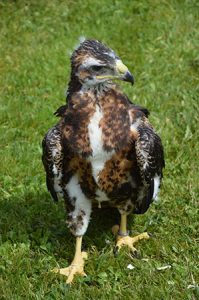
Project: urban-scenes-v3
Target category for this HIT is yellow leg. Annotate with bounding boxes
[112,214,150,253]
[53,236,87,284]
[120,214,128,235]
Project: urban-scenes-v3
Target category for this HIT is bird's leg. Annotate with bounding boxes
[112,214,150,254]
[53,236,87,284]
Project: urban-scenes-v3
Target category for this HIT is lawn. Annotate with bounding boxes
[0,0,198,299]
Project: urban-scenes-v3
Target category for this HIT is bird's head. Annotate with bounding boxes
[71,39,134,88]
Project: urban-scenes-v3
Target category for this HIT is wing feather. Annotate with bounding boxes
[42,125,64,201]
[135,124,165,183]
[130,112,165,214]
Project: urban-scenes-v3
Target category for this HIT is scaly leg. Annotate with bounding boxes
[112,214,150,253]
[53,236,87,284]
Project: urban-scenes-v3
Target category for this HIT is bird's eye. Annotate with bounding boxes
[91,65,103,71]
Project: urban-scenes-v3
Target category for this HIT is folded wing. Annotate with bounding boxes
[42,125,64,202]
[130,109,165,213]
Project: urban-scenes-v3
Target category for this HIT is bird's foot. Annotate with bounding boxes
[112,225,150,254]
[52,251,87,284]
[116,233,150,253]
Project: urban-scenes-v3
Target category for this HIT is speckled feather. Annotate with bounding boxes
[42,39,165,236]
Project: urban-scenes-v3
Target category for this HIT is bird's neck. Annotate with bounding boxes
[67,75,115,104]
[80,81,114,96]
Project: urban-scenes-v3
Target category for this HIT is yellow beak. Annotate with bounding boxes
[115,60,129,74]
[96,60,134,84]
[115,60,134,84]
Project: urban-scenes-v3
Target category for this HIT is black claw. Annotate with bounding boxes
[113,246,119,257]
[131,249,141,259]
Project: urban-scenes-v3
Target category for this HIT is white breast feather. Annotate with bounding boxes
[88,106,114,201]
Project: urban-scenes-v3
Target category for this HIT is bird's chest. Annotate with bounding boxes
[87,106,114,189]
[67,105,134,204]
[86,106,134,205]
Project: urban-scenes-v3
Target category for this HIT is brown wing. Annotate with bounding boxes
[130,109,165,214]
[135,122,165,184]
[42,124,64,201]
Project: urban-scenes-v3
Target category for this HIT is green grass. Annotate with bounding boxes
[0,0,199,299]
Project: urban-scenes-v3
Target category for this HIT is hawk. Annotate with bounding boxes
[42,39,165,283]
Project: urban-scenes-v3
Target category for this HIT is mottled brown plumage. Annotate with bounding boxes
[42,39,164,283]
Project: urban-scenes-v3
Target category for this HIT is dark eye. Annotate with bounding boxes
[91,65,103,71]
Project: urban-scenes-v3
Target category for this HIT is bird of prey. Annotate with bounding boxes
[42,39,165,283]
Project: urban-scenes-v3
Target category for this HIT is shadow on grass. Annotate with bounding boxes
[0,190,133,254]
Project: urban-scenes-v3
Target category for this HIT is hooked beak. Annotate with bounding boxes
[95,60,134,84]
[115,60,134,85]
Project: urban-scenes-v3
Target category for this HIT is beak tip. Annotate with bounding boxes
[123,71,134,84]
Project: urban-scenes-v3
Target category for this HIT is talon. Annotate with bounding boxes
[51,267,61,274]
[113,216,150,256]
[114,230,150,254]
[52,252,87,284]
[113,246,119,257]
[131,248,138,255]
[131,249,141,259]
